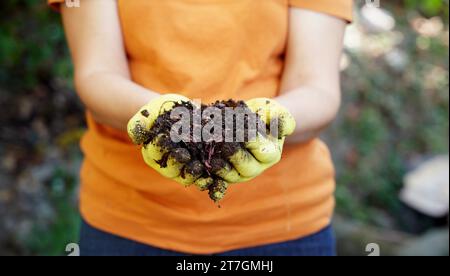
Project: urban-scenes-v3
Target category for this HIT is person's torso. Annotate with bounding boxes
[119,0,288,100]
[79,0,336,253]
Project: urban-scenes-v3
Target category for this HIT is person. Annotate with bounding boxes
[48,0,352,256]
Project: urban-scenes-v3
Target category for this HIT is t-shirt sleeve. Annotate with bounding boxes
[48,0,65,11]
[289,0,353,22]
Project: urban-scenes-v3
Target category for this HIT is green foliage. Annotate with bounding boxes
[332,3,449,230]
[26,166,81,256]
[0,0,73,92]
[404,0,449,18]
[0,1,80,256]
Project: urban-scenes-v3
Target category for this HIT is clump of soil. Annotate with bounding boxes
[140,100,267,203]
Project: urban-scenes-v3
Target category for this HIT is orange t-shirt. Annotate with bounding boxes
[49,0,352,254]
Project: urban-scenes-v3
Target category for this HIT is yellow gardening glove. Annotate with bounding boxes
[128,94,212,187]
[212,98,296,183]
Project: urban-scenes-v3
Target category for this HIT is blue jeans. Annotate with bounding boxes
[79,220,336,256]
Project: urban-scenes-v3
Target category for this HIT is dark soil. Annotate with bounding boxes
[140,100,267,202]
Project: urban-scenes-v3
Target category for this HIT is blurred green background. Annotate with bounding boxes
[0,0,448,256]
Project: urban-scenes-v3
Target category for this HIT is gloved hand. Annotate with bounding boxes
[128,94,208,186]
[212,98,296,183]
[128,95,296,201]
